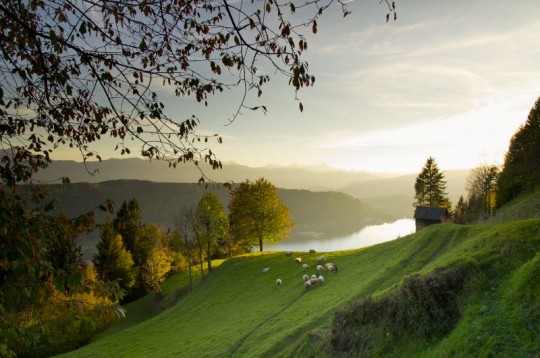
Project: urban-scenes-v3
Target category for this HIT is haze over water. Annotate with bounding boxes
[270,218,415,252]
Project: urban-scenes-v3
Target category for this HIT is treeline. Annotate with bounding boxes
[413,96,540,224]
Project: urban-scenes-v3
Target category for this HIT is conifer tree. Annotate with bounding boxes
[497,96,540,205]
[93,219,135,291]
[414,157,449,208]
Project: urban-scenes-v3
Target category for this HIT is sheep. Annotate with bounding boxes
[316,256,326,263]
[303,274,309,282]
[302,263,310,270]
[327,264,339,273]
[304,280,312,289]
[276,278,282,287]
[285,251,293,256]
[317,275,325,284]
[316,265,324,272]
[310,277,318,285]
[311,274,317,280]
[325,262,334,269]
[262,267,270,273]
[309,249,317,253]
[295,257,302,263]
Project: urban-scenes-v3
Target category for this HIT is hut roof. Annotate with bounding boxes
[414,206,448,220]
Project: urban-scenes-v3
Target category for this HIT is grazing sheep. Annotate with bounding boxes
[303,274,309,282]
[276,279,282,287]
[295,257,302,263]
[316,265,324,272]
[317,275,325,284]
[311,274,317,280]
[316,256,326,263]
[304,281,312,289]
[302,263,310,270]
[327,264,338,273]
[262,267,270,273]
[310,277,318,285]
[325,262,334,269]
[309,249,317,253]
[285,251,293,256]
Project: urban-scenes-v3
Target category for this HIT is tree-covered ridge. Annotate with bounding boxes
[497,96,540,206]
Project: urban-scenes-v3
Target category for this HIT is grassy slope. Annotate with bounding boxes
[61,219,540,357]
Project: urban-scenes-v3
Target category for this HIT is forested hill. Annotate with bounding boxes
[43,179,390,237]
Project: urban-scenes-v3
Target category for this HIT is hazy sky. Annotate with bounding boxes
[56,0,540,174]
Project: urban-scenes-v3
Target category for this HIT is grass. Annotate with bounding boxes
[60,216,540,357]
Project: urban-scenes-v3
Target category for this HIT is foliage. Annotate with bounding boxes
[466,163,498,216]
[113,199,141,255]
[497,96,540,206]
[453,195,467,224]
[141,247,173,294]
[414,157,449,208]
[0,188,120,356]
[195,192,229,271]
[0,0,398,186]
[93,219,136,291]
[228,178,293,252]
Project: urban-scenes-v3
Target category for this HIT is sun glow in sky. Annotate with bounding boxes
[57,0,540,174]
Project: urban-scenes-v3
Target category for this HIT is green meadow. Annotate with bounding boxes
[61,197,540,357]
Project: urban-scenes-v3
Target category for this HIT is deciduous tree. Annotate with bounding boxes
[229,178,293,252]
[466,163,498,216]
[195,192,229,271]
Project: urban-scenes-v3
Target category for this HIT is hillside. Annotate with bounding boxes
[61,218,540,357]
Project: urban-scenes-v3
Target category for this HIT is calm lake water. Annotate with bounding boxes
[269,218,415,252]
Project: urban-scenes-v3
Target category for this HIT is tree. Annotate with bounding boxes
[141,247,173,294]
[453,195,467,224]
[135,223,173,293]
[113,199,141,255]
[0,0,397,187]
[195,192,229,271]
[229,178,293,252]
[93,219,135,291]
[466,163,498,216]
[497,96,540,206]
[414,157,449,208]
[175,207,196,289]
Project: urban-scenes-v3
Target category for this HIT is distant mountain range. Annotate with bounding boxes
[33,157,469,202]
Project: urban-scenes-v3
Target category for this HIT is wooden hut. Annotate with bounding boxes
[413,206,448,231]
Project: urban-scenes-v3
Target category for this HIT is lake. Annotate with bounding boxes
[269,218,415,252]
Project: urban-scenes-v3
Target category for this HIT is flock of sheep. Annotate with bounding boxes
[262,252,339,290]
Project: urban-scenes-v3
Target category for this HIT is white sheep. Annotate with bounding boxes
[295,257,302,263]
[310,277,318,285]
[316,265,324,272]
[276,278,282,287]
[316,256,326,263]
[304,280,312,289]
[302,263,310,270]
[310,274,317,280]
[303,274,309,282]
[325,262,334,269]
[262,267,270,273]
[327,264,338,273]
[286,251,293,256]
[317,275,325,284]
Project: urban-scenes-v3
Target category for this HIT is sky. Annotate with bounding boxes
[55,0,540,174]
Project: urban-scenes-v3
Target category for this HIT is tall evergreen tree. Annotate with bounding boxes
[414,157,449,208]
[229,178,293,252]
[113,199,141,255]
[93,219,135,291]
[497,96,540,206]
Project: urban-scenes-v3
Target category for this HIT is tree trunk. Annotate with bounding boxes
[206,242,213,271]
[259,237,263,252]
